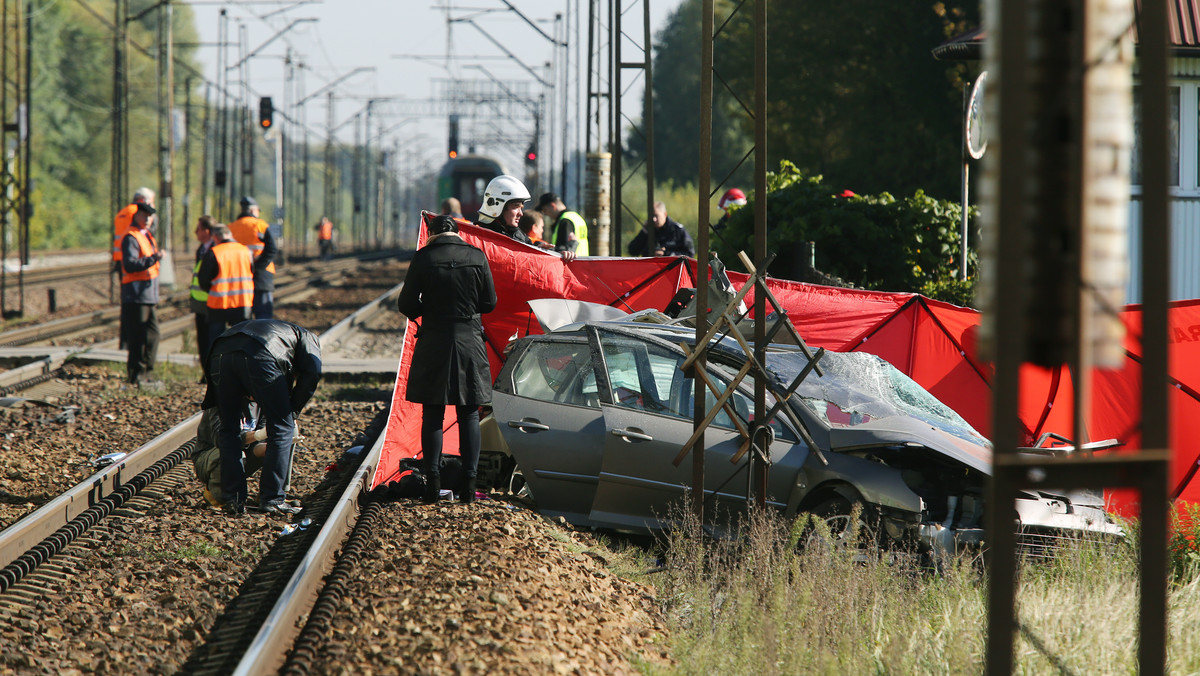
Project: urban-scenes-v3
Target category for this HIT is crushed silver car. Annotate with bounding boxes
[486,309,1123,557]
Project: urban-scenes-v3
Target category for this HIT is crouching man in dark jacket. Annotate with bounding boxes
[204,319,322,516]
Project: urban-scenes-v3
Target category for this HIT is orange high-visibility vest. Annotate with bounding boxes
[121,228,160,285]
[229,215,276,274]
[317,220,333,241]
[112,204,137,262]
[206,241,254,310]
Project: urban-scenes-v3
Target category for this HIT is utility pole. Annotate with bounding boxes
[156,0,177,289]
[215,9,229,216]
[109,0,125,304]
[183,76,193,242]
[364,100,374,247]
[0,0,31,318]
[201,81,211,215]
[239,23,253,198]
[324,90,335,245]
[560,10,569,199]
[111,0,126,229]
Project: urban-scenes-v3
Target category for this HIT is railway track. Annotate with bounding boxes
[7,252,350,288]
[0,253,394,348]
[0,252,674,674]
[0,264,404,672]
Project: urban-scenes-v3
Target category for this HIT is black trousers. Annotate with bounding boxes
[421,404,481,481]
[210,349,295,507]
[193,311,210,363]
[122,302,159,383]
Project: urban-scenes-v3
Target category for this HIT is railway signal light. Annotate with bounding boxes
[525,145,537,165]
[448,114,459,158]
[259,96,274,129]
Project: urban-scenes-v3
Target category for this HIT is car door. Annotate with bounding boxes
[587,330,756,532]
[492,335,605,524]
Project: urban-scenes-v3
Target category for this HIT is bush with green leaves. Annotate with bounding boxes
[714,161,978,305]
[1170,501,1200,579]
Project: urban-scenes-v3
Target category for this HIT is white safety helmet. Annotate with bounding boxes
[479,175,531,222]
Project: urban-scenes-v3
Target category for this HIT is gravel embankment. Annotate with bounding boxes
[1,254,675,674]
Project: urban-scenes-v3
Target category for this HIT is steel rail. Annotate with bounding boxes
[0,255,371,347]
[0,350,74,390]
[317,280,404,349]
[0,260,403,668]
[232,426,384,675]
[0,412,201,572]
[67,265,356,353]
[10,248,398,289]
[17,260,196,287]
[19,261,112,286]
[0,263,402,571]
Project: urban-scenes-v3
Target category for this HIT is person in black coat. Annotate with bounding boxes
[396,215,498,504]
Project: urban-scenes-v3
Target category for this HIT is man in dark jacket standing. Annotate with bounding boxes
[204,319,322,516]
[396,215,498,504]
[628,201,696,257]
[121,202,163,386]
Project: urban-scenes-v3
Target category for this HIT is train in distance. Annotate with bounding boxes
[437,155,523,220]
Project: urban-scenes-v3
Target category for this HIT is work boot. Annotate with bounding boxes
[460,477,477,504]
[422,475,441,504]
[224,500,246,518]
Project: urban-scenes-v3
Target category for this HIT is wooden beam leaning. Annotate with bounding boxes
[672,356,754,467]
[675,248,832,470]
[735,250,824,376]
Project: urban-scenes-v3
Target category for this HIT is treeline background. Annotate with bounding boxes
[15,0,979,272]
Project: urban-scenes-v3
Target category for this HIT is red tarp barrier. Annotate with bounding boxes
[372,217,1200,515]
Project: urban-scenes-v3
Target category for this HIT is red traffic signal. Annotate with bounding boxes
[259,96,274,129]
[526,151,537,162]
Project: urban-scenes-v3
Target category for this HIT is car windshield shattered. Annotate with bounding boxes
[765,349,990,447]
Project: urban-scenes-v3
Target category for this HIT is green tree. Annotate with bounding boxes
[18,1,201,250]
[632,0,978,201]
[624,0,753,190]
[715,161,977,302]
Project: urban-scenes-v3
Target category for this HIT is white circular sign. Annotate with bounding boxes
[966,71,988,160]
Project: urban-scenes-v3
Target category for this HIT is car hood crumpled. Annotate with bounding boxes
[827,415,993,475]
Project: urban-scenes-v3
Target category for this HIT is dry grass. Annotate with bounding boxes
[629,506,1200,675]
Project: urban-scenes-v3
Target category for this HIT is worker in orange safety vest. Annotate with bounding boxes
[228,196,278,319]
[197,222,254,348]
[113,187,155,348]
[120,201,162,387]
[314,216,334,261]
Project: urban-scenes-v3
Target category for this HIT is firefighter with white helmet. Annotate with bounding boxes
[475,175,533,244]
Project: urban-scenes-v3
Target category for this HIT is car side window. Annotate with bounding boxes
[598,332,674,414]
[509,341,599,408]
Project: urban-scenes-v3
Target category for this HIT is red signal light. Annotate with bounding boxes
[526,152,536,161]
[258,96,274,129]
